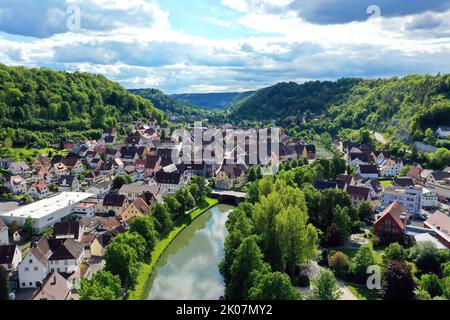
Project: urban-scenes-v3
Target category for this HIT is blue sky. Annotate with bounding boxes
[1,0,450,93]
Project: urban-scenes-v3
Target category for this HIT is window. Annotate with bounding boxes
[34,267,38,271]
[25,267,29,271]
[29,259,32,264]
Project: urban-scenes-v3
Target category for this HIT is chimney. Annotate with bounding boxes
[51,275,57,286]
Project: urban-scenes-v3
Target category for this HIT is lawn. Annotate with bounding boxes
[127,197,219,300]
[347,284,381,300]
[379,180,392,188]
[0,147,67,162]
[330,245,383,265]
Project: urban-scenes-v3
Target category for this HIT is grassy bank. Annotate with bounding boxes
[127,197,219,300]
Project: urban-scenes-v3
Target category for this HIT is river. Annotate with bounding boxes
[144,204,234,300]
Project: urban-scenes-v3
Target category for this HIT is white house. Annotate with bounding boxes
[380,159,403,177]
[358,165,379,180]
[72,202,97,218]
[0,244,22,271]
[18,239,50,288]
[0,192,93,233]
[422,188,438,208]
[5,175,27,194]
[28,182,50,200]
[8,161,31,176]
[58,175,80,192]
[0,219,8,245]
[436,126,450,138]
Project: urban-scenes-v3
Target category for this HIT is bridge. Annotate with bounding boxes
[211,189,247,205]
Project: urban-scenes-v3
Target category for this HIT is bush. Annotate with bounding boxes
[297,275,310,287]
[328,251,351,278]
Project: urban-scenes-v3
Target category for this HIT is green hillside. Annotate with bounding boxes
[171,91,254,110]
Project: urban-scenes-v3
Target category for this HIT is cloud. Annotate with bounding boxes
[0,0,169,38]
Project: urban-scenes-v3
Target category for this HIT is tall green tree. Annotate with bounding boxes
[129,216,158,252]
[350,246,377,283]
[113,232,147,261]
[79,271,122,300]
[382,261,416,300]
[248,272,300,300]
[310,269,342,300]
[105,242,140,286]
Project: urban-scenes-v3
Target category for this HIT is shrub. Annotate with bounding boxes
[297,275,310,287]
[328,251,351,278]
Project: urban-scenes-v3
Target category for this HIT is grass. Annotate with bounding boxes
[347,284,380,300]
[330,244,383,265]
[127,197,219,300]
[0,147,67,162]
[379,180,392,188]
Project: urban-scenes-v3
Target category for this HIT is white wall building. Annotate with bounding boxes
[0,219,9,245]
[0,192,92,233]
[422,188,438,208]
[381,185,423,216]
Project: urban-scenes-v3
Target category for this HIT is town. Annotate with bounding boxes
[0,117,449,300]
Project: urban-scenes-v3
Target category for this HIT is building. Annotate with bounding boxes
[117,184,158,202]
[32,272,72,300]
[120,198,149,223]
[214,164,247,190]
[422,188,438,209]
[346,186,371,207]
[152,170,189,194]
[18,238,51,288]
[424,212,450,248]
[72,202,97,218]
[381,185,423,216]
[374,201,408,242]
[8,161,31,176]
[86,181,112,197]
[436,126,450,138]
[379,159,403,177]
[28,182,50,200]
[102,193,129,216]
[0,219,8,245]
[367,179,383,199]
[0,192,92,233]
[314,181,338,191]
[5,175,27,194]
[358,164,379,180]
[0,244,22,271]
[53,221,83,242]
[58,175,80,192]
[425,171,450,199]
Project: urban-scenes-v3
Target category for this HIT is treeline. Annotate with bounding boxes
[0,64,164,147]
[78,177,211,300]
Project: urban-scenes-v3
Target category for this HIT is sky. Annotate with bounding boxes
[1,0,450,93]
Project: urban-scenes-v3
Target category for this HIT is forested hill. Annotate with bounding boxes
[171,91,254,110]
[229,79,363,120]
[129,88,197,115]
[229,75,450,142]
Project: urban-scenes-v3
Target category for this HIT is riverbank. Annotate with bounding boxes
[127,197,220,300]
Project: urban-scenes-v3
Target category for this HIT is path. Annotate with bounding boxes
[373,132,387,145]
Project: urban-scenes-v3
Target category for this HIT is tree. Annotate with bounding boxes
[382,261,416,300]
[328,251,351,278]
[332,205,352,244]
[227,237,270,300]
[419,273,443,298]
[175,188,196,214]
[248,167,258,182]
[350,246,376,283]
[248,272,300,300]
[129,216,158,252]
[112,176,127,190]
[441,276,450,300]
[105,242,140,286]
[310,269,342,300]
[382,243,406,268]
[22,216,34,237]
[325,223,342,247]
[0,266,9,300]
[409,241,441,274]
[358,202,374,223]
[79,271,122,300]
[113,232,147,261]
[165,195,182,218]
[153,203,173,233]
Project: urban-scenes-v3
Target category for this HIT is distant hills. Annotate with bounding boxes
[171,91,254,110]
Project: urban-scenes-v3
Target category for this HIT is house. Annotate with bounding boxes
[28,182,50,200]
[119,184,160,202]
[0,157,13,169]
[346,185,371,207]
[58,175,80,192]
[53,221,83,242]
[393,177,415,188]
[381,185,423,216]
[336,174,354,188]
[424,212,450,248]
[32,155,52,172]
[72,202,97,218]
[436,126,450,138]
[0,192,92,233]
[120,146,140,164]
[425,171,450,199]
[153,170,189,194]
[50,162,69,177]
[214,164,247,190]
[0,219,8,245]
[380,159,403,177]
[18,238,51,288]
[0,244,22,271]
[5,175,27,194]
[422,188,438,208]
[140,191,158,209]
[406,166,423,182]
[32,169,54,185]
[358,165,379,180]
[85,170,103,185]
[86,181,112,197]
[120,198,149,223]
[367,179,383,199]
[102,193,129,216]
[8,161,31,176]
[90,235,109,257]
[47,239,84,275]
[63,157,85,174]
[32,272,72,300]
[374,201,408,242]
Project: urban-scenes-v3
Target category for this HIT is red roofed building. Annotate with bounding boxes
[374,201,408,241]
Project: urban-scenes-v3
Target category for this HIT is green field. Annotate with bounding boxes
[0,147,67,162]
[379,180,392,188]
